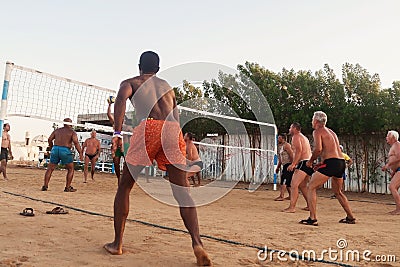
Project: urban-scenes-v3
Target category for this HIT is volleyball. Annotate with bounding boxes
[107,96,115,104]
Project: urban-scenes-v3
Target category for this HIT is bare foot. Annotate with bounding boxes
[282,208,296,213]
[284,196,290,200]
[104,243,122,255]
[193,246,212,266]
[274,197,284,201]
[301,207,309,211]
[388,210,400,215]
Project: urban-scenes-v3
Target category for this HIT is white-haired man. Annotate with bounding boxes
[301,111,355,226]
[382,130,400,215]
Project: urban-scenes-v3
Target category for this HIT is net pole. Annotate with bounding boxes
[273,128,278,191]
[0,62,13,139]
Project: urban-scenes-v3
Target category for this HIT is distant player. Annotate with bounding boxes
[382,130,400,215]
[0,123,13,180]
[82,130,101,182]
[184,132,203,186]
[302,111,355,226]
[104,51,211,265]
[42,118,83,192]
[283,123,313,213]
[274,134,294,201]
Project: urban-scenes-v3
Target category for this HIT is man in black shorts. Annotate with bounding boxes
[275,134,294,201]
[283,123,313,212]
[301,111,355,226]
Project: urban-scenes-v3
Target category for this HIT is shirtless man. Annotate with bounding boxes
[82,130,101,182]
[0,123,13,180]
[301,111,355,226]
[104,51,211,266]
[283,123,314,212]
[41,118,83,192]
[184,132,203,186]
[274,134,293,201]
[382,130,400,215]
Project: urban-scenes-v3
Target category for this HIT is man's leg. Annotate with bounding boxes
[90,158,97,180]
[166,164,211,266]
[43,163,57,188]
[196,171,201,186]
[83,156,89,183]
[299,176,310,210]
[307,172,330,220]
[388,172,400,214]
[1,159,7,179]
[275,179,286,201]
[283,170,306,212]
[104,164,144,255]
[65,163,75,189]
[113,156,121,182]
[331,177,355,219]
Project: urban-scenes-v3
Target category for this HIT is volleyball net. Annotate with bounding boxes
[1,62,278,187]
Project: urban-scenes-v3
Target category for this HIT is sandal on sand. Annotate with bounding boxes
[41,186,48,191]
[64,186,77,192]
[46,207,68,214]
[339,217,356,224]
[299,217,318,226]
[20,208,35,217]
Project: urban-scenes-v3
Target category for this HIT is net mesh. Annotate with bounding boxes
[7,64,128,126]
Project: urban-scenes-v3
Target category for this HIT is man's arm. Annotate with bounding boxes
[114,81,133,132]
[107,103,115,125]
[7,133,12,157]
[73,133,83,160]
[309,131,322,163]
[284,142,294,163]
[170,90,179,122]
[48,131,55,149]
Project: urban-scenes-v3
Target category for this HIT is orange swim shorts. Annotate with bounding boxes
[125,119,186,171]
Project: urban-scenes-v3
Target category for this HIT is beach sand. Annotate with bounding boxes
[0,167,398,266]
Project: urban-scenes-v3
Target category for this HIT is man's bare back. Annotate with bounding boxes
[313,127,343,161]
[186,142,200,162]
[121,75,177,122]
[51,127,77,148]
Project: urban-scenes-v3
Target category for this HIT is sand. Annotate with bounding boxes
[0,166,399,267]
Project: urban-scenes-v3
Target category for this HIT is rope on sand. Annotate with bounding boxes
[2,190,354,267]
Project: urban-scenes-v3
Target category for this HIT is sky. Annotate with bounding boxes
[1,0,399,141]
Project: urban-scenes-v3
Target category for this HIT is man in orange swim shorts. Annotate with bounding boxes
[104,51,211,266]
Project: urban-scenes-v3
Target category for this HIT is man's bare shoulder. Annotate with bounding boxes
[393,142,400,151]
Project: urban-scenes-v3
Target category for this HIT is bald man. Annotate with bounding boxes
[302,111,355,226]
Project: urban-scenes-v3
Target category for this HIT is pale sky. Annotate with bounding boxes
[1,0,399,141]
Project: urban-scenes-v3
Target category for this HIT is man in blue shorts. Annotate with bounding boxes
[41,118,83,192]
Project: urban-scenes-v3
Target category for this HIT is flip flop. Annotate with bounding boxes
[46,207,69,215]
[20,208,35,217]
[339,217,356,224]
[299,217,318,226]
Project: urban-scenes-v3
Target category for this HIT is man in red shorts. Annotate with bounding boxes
[104,51,211,266]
